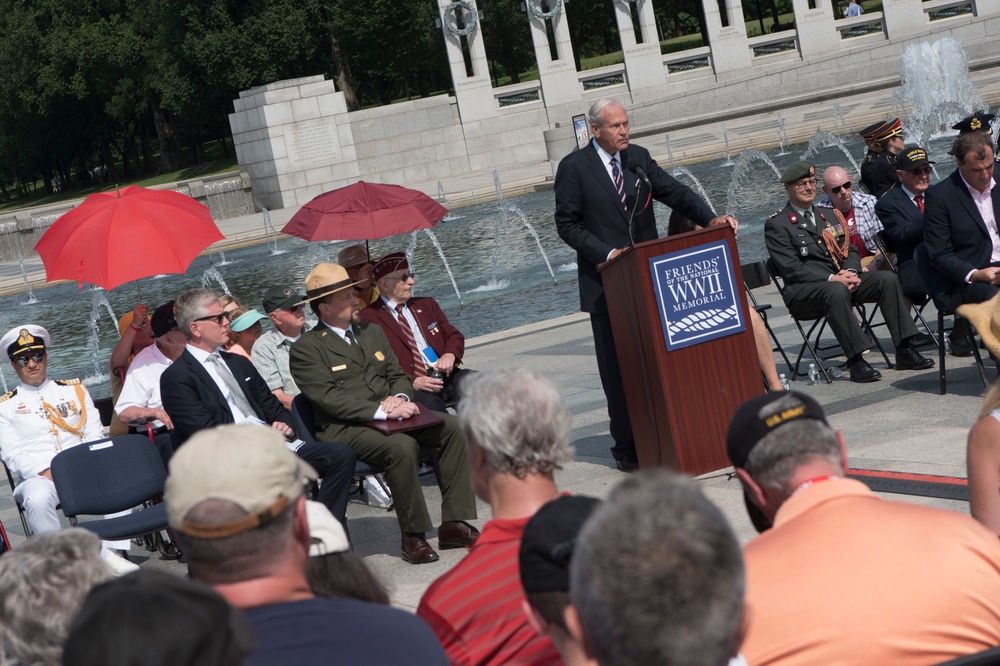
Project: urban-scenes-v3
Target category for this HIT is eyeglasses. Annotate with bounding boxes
[792,179,817,190]
[13,352,45,367]
[194,313,227,325]
[830,181,852,194]
[910,167,933,176]
[386,272,416,281]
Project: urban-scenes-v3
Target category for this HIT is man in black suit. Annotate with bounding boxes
[875,146,933,304]
[765,161,932,383]
[160,288,355,527]
[924,132,1000,353]
[554,98,738,471]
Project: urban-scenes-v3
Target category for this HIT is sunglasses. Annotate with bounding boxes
[385,272,416,281]
[194,313,227,325]
[830,181,852,194]
[14,351,45,367]
[910,167,933,176]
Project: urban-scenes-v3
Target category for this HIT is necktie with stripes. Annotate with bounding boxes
[611,158,627,211]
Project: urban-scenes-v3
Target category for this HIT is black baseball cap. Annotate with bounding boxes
[726,391,828,469]
[150,301,178,338]
[519,495,601,594]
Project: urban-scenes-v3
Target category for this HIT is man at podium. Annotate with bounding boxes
[555,99,739,471]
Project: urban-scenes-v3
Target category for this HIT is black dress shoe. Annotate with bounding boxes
[438,521,480,549]
[951,336,975,357]
[401,533,440,564]
[896,346,934,370]
[849,358,882,383]
[613,451,639,472]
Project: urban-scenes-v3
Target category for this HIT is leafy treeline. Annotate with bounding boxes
[0,0,723,203]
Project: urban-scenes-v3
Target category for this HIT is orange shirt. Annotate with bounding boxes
[743,477,1000,666]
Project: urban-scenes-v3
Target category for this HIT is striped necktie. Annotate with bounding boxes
[395,304,427,377]
[611,158,627,210]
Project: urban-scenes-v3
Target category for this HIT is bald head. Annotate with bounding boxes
[821,166,853,212]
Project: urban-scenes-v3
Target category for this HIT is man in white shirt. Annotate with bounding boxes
[115,301,187,465]
[251,285,306,411]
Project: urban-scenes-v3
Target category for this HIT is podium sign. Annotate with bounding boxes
[650,239,746,352]
[600,227,763,475]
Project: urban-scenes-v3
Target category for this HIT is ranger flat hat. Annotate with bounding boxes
[297,263,362,305]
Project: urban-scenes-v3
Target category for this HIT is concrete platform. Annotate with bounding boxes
[0,284,986,612]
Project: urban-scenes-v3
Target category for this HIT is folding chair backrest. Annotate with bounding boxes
[50,435,166,519]
[914,243,948,312]
[875,230,896,255]
[765,258,789,297]
[742,260,772,291]
[291,394,319,444]
[3,461,16,493]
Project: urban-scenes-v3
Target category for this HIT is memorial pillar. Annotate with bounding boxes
[525,0,582,108]
[611,0,667,91]
[789,0,838,58]
[437,0,497,122]
[880,0,928,38]
[700,0,753,73]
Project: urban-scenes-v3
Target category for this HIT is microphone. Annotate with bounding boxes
[624,156,652,248]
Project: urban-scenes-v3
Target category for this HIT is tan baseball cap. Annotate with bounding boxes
[165,425,317,539]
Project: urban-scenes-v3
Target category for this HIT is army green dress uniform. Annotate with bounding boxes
[765,199,919,362]
[290,320,476,535]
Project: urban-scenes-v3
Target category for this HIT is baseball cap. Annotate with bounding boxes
[519,495,601,594]
[725,392,828,469]
[165,425,317,538]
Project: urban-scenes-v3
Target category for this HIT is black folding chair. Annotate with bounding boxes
[49,435,169,553]
[872,231,935,340]
[766,258,894,382]
[914,243,989,394]
[742,260,794,376]
[291,394,396,509]
[4,460,32,538]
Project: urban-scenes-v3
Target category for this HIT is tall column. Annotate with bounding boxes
[880,0,928,39]
[437,0,497,122]
[526,1,582,108]
[789,0,838,58]
[700,0,752,73]
[612,0,668,91]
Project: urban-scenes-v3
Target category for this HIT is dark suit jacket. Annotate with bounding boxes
[554,140,715,313]
[876,185,926,298]
[289,322,413,443]
[160,348,292,448]
[360,297,464,379]
[924,169,1000,311]
[765,203,861,302]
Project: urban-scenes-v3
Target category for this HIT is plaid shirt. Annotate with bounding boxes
[250,327,299,395]
[818,191,882,254]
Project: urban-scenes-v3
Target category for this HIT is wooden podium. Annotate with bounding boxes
[599,226,763,475]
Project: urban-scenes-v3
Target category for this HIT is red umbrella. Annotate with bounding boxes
[35,185,224,291]
[282,181,449,242]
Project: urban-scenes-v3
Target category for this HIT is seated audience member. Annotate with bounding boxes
[63,569,253,666]
[226,306,268,358]
[115,300,186,466]
[109,303,154,436]
[960,293,1000,534]
[668,210,783,391]
[251,285,307,410]
[159,288,354,527]
[165,425,448,666]
[305,500,390,605]
[519,495,602,666]
[418,368,573,665]
[765,161,932,383]
[569,470,747,666]
[219,294,242,353]
[0,324,137,575]
[290,262,478,564]
[339,244,379,308]
[728,391,1000,666]
[819,165,891,270]
[0,529,112,665]
[362,252,472,412]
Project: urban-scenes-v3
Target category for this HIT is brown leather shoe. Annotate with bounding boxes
[401,533,439,564]
[438,521,480,549]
